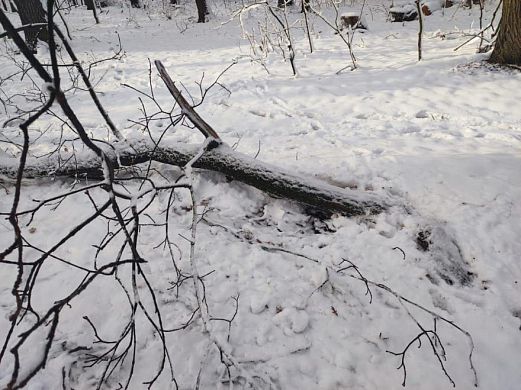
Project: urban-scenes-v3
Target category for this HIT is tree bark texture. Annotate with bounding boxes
[195,0,207,22]
[12,0,48,51]
[489,0,521,65]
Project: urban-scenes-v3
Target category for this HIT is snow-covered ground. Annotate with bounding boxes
[1,1,520,389]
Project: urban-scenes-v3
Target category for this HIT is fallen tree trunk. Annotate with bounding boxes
[0,139,392,216]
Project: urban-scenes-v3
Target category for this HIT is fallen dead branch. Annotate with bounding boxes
[0,138,391,216]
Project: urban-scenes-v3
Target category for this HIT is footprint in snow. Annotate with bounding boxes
[273,307,310,334]
[428,288,453,314]
[415,109,430,119]
[250,295,270,314]
[249,109,268,118]
[310,121,322,131]
[511,309,521,330]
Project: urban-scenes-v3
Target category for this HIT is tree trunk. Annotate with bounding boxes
[195,0,207,23]
[12,0,48,52]
[489,0,521,65]
[85,0,99,23]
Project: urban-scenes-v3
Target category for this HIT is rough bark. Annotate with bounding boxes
[0,141,391,217]
[195,0,207,23]
[489,0,521,65]
[12,0,48,52]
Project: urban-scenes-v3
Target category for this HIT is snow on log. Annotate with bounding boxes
[0,140,392,216]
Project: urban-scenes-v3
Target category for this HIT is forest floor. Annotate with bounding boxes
[1,1,520,389]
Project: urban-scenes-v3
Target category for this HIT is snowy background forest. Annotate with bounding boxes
[0,0,520,389]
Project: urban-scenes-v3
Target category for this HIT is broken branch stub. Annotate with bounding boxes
[155,60,221,140]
